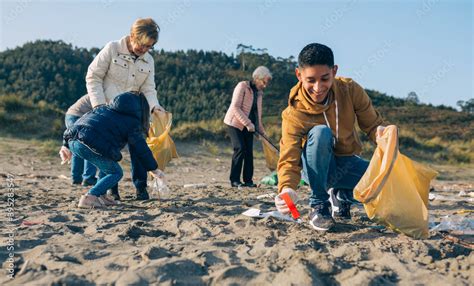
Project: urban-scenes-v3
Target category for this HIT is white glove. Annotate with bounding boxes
[376,125,386,139]
[59,146,72,165]
[150,168,165,179]
[246,123,255,133]
[274,187,299,215]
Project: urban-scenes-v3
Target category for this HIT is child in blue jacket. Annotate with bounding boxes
[59,92,162,208]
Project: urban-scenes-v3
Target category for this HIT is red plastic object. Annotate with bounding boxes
[280,193,300,219]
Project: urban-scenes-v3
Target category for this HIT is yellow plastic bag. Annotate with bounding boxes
[261,136,279,171]
[146,112,178,171]
[354,125,438,239]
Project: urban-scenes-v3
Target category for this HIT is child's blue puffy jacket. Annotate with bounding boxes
[63,92,158,171]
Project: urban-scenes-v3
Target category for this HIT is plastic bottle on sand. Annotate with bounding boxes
[151,177,171,199]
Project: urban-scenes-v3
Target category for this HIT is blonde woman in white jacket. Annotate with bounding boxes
[85,18,165,200]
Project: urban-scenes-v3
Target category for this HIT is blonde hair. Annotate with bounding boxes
[130,18,160,45]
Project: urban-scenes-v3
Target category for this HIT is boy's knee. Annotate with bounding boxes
[307,125,333,146]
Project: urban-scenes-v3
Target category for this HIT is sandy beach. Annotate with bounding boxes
[0,138,472,285]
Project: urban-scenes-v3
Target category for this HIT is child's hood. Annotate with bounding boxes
[109,92,142,120]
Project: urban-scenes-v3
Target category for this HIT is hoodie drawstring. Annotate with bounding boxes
[323,98,339,144]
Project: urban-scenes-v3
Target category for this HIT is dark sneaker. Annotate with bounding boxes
[333,201,351,221]
[71,180,82,186]
[107,185,120,201]
[309,204,335,231]
[335,188,360,205]
[82,178,97,187]
[135,188,150,200]
[242,182,257,188]
[328,188,352,220]
[231,181,243,188]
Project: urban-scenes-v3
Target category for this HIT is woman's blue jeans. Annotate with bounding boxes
[68,140,123,197]
[301,125,369,208]
[65,115,97,183]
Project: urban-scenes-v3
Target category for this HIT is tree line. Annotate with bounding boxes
[0,40,471,126]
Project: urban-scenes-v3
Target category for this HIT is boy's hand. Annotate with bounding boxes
[376,125,386,139]
[150,168,165,179]
[275,188,299,215]
[59,146,72,165]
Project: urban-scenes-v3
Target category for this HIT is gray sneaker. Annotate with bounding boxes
[309,204,335,231]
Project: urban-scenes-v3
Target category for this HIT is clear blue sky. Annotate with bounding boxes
[1,0,472,108]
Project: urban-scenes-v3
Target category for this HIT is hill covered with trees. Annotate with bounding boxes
[0,40,472,164]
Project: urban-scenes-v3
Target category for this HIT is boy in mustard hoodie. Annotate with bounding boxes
[275,43,386,231]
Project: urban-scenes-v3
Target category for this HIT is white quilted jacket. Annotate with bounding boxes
[86,36,160,112]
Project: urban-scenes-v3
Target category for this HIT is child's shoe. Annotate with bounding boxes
[99,194,118,206]
[78,194,105,208]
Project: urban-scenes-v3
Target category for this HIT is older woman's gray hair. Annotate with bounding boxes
[252,66,272,80]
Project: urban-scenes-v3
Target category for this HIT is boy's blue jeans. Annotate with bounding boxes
[68,140,123,197]
[65,115,97,183]
[301,125,369,208]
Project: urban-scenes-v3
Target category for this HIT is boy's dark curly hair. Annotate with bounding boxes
[298,43,334,68]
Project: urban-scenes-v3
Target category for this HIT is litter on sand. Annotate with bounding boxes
[242,208,302,223]
[21,220,44,226]
[429,193,474,202]
[183,183,207,189]
[256,193,276,200]
[458,190,474,198]
[259,171,307,187]
[58,174,69,180]
[430,215,474,235]
[150,177,171,199]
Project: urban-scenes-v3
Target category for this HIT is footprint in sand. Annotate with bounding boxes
[141,246,175,260]
[47,214,70,223]
[213,266,259,285]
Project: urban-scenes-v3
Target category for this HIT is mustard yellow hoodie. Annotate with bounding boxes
[277,77,385,192]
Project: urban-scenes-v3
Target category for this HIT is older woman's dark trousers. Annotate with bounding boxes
[227,126,254,184]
